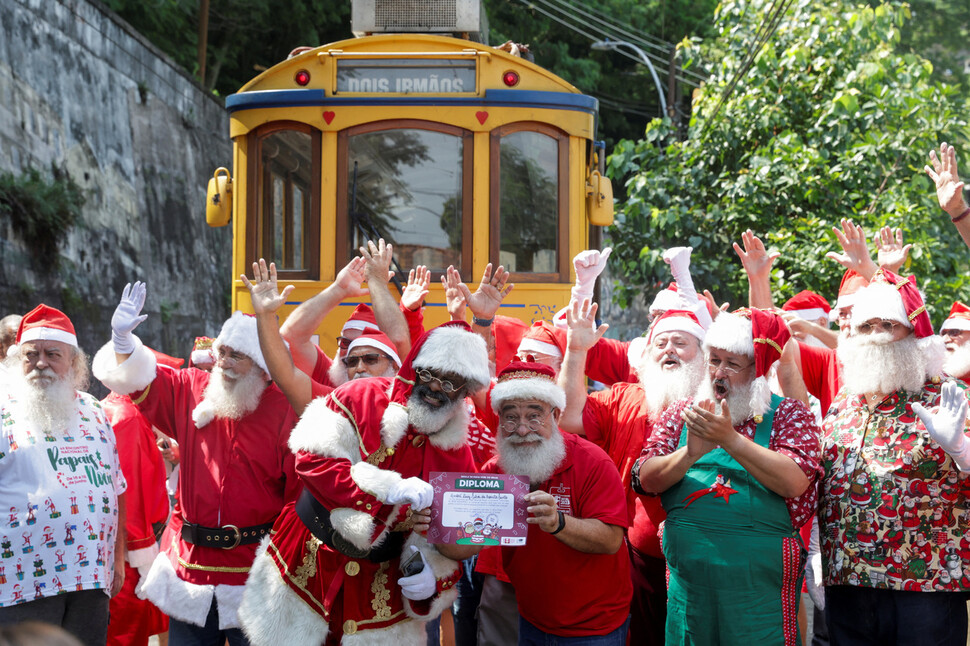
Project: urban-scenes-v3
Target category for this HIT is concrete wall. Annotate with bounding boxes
[0,0,233,374]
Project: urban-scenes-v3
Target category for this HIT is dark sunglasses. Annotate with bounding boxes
[336,336,353,350]
[342,353,390,369]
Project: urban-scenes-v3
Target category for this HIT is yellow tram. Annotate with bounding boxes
[206,21,613,356]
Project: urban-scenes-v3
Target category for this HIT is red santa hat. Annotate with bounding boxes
[213,311,272,376]
[490,361,567,413]
[647,309,706,344]
[189,336,215,368]
[347,329,402,367]
[341,304,379,335]
[17,304,78,348]
[834,270,869,311]
[850,269,933,338]
[649,282,684,315]
[517,321,566,359]
[782,290,831,321]
[493,315,529,373]
[942,301,970,333]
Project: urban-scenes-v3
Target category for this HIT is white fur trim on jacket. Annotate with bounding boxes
[288,397,359,461]
[240,537,330,646]
[413,326,490,391]
[342,617,425,646]
[703,312,754,357]
[400,533,460,621]
[490,378,566,413]
[92,337,156,395]
[191,399,216,429]
[381,402,410,449]
[427,401,471,451]
[330,507,379,552]
[351,462,404,501]
[127,543,159,570]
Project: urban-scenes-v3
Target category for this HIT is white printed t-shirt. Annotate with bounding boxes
[0,390,127,606]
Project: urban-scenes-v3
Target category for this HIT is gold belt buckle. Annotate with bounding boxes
[222,524,241,550]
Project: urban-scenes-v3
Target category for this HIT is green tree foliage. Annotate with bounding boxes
[0,166,84,268]
[606,0,970,320]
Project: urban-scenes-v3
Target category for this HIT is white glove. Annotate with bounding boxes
[913,381,970,471]
[398,547,436,600]
[662,246,693,278]
[385,477,434,509]
[112,282,148,355]
[571,248,612,301]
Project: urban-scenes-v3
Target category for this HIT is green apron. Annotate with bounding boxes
[660,395,804,645]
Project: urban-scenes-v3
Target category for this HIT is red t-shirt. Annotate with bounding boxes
[798,342,841,416]
[481,432,633,637]
[582,382,666,557]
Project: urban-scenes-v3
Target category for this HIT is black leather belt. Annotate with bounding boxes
[295,489,405,562]
[181,520,273,550]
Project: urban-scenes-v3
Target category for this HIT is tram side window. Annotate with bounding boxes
[496,130,561,276]
[256,128,316,276]
[341,125,469,276]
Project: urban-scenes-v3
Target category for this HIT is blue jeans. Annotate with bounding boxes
[168,598,250,646]
[518,614,630,646]
[824,585,969,646]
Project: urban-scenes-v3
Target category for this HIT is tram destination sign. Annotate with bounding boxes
[336,58,476,94]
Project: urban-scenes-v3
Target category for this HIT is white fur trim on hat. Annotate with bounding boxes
[490,377,567,413]
[215,312,271,376]
[191,349,215,366]
[93,337,157,395]
[849,283,911,330]
[650,316,705,343]
[649,289,685,314]
[348,336,401,366]
[19,327,77,347]
[288,397,359,461]
[341,319,380,334]
[702,312,753,357]
[942,318,970,333]
[413,326,490,390]
[239,537,330,646]
[787,308,829,322]
[517,338,562,358]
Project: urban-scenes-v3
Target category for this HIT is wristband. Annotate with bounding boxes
[952,207,970,224]
[472,316,494,327]
[550,510,566,535]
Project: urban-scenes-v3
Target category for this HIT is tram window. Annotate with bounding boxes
[249,126,320,280]
[338,124,472,277]
[492,128,566,280]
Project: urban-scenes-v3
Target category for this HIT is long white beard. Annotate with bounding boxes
[407,388,463,434]
[838,333,927,395]
[694,375,760,424]
[327,359,349,387]
[944,343,970,381]
[637,352,705,417]
[201,367,268,420]
[497,429,566,487]
[14,367,77,435]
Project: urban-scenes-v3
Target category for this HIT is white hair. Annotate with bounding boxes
[13,366,78,435]
[497,428,566,487]
[838,333,927,395]
[201,366,268,420]
[636,350,705,417]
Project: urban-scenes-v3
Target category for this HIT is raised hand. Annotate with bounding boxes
[825,218,878,279]
[441,265,467,321]
[732,230,779,281]
[459,263,513,320]
[572,247,612,299]
[925,142,968,218]
[359,239,394,285]
[913,381,970,462]
[564,298,608,352]
[401,265,431,311]
[333,256,369,299]
[241,259,294,315]
[874,226,911,274]
[111,282,148,354]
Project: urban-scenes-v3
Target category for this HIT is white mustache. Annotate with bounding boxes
[26,368,57,383]
[506,432,543,445]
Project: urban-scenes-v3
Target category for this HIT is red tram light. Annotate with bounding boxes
[502,71,520,87]
[295,70,311,86]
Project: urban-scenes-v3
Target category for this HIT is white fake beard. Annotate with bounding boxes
[407,386,463,434]
[637,352,705,417]
[838,333,926,395]
[327,359,349,387]
[15,367,77,435]
[201,366,268,421]
[944,342,970,380]
[694,375,759,424]
[497,429,566,487]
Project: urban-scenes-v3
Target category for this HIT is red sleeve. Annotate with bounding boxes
[401,303,426,346]
[573,440,629,529]
[132,365,206,444]
[310,345,333,387]
[585,337,635,385]
[581,388,619,445]
[798,343,839,414]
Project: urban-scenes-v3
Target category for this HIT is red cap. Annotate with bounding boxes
[782,290,831,317]
[517,321,566,359]
[647,309,705,344]
[942,301,970,333]
[347,328,402,366]
[493,315,529,373]
[835,270,869,310]
[342,304,379,334]
[17,304,77,348]
[491,360,566,412]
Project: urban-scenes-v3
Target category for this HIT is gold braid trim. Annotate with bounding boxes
[130,384,151,406]
[753,337,783,354]
[172,535,252,573]
[909,304,926,321]
[370,561,392,619]
[329,393,368,457]
[291,536,322,588]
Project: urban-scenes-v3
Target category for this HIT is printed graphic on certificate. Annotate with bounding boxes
[426,472,530,546]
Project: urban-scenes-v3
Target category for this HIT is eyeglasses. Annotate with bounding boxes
[856,320,902,335]
[415,368,465,393]
[943,329,969,339]
[499,409,553,434]
[342,353,391,369]
[336,336,353,351]
[707,358,752,376]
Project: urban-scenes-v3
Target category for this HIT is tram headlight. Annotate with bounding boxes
[502,71,520,87]
[295,70,311,86]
